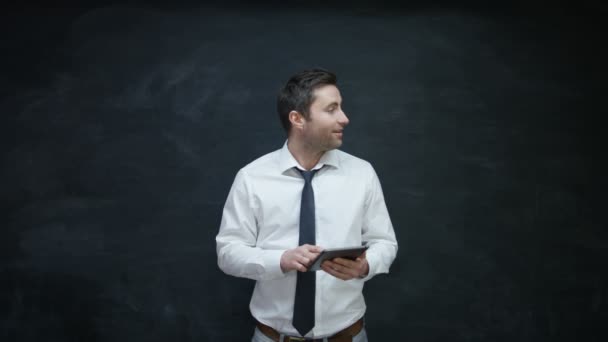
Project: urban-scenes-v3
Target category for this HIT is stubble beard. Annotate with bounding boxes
[323,133,342,151]
[303,129,343,153]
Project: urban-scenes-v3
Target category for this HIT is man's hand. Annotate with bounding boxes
[321,252,369,280]
[281,244,323,273]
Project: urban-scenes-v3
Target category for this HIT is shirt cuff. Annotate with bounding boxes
[361,250,380,281]
[260,249,287,280]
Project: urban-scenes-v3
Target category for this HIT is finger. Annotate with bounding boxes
[332,257,356,268]
[332,256,366,276]
[321,263,342,277]
[295,261,307,272]
[303,250,322,261]
[322,260,335,269]
[297,255,312,266]
[328,259,360,278]
[323,260,349,275]
[321,263,351,280]
[303,245,323,253]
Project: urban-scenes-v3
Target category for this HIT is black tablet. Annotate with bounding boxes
[308,245,369,272]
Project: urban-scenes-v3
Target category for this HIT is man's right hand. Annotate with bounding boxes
[280,244,323,273]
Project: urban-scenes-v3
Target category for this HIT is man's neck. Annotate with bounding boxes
[287,138,325,171]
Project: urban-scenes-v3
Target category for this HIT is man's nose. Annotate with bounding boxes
[339,110,350,126]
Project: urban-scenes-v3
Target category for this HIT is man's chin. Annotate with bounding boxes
[319,138,343,152]
[329,140,343,150]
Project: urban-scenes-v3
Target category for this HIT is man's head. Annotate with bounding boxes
[277,69,349,151]
[277,68,338,133]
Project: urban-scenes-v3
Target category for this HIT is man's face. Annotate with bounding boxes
[301,84,350,152]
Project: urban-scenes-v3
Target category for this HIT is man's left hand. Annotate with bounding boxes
[321,252,369,280]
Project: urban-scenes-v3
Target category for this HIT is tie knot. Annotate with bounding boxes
[296,168,318,183]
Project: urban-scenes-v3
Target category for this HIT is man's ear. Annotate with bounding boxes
[288,110,305,130]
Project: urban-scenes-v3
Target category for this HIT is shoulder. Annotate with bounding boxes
[333,149,374,174]
[238,148,282,176]
[228,149,281,192]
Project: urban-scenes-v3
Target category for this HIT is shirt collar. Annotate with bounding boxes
[278,140,341,173]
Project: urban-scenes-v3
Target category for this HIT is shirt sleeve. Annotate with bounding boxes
[360,164,398,281]
[216,169,287,281]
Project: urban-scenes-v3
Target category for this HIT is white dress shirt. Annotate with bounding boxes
[216,142,398,338]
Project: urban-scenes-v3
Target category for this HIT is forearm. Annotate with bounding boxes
[216,238,286,281]
[361,165,399,280]
[216,169,288,281]
[362,238,398,280]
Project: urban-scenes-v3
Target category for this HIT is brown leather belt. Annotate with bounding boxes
[256,318,364,342]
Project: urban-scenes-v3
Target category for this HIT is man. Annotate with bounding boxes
[216,69,398,342]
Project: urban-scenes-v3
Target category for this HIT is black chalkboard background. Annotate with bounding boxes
[1,1,607,341]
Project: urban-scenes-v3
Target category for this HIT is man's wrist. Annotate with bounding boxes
[359,260,370,278]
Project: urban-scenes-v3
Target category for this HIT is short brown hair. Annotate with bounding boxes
[277,68,337,133]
